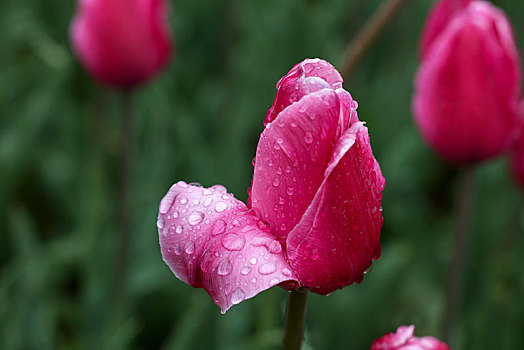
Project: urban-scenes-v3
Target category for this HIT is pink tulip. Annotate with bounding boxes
[157,59,385,313]
[419,0,472,59]
[371,325,449,350]
[413,1,522,164]
[70,0,173,89]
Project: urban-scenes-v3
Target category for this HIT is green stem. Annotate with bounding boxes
[282,289,308,350]
[441,166,476,342]
[339,0,410,80]
[114,91,133,300]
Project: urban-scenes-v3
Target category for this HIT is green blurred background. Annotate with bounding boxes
[1,0,523,349]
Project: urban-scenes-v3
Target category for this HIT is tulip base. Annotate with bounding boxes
[282,288,308,350]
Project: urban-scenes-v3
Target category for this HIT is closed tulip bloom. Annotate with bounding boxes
[157,59,385,312]
[371,326,450,350]
[70,0,173,89]
[413,1,522,164]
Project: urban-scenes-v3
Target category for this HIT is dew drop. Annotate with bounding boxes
[188,211,204,226]
[286,187,294,196]
[217,259,232,276]
[193,199,200,205]
[203,198,213,207]
[156,217,164,229]
[282,268,292,277]
[304,132,313,144]
[215,202,228,213]
[268,241,282,254]
[249,257,258,265]
[212,220,227,236]
[240,266,252,275]
[203,188,213,196]
[173,211,179,219]
[185,241,195,254]
[272,178,280,187]
[221,234,246,251]
[175,225,183,234]
[180,197,188,205]
[251,277,257,283]
[270,278,280,285]
[174,244,182,255]
[259,262,276,275]
[230,288,245,305]
[278,196,285,205]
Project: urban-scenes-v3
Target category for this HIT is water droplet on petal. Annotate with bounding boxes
[175,225,183,234]
[304,132,313,144]
[185,241,195,254]
[215,202,228,212]
[221,234,246,251]
[278,196,285,205]
[173,211,179,219]
[259,262,276,275]
[270,278,280,285]
[240,266,252,275]
[212,220,227,236]
[311,248,319,261]
[282,268,292,277]
[188,211,204,225]
[174,244,182,255]
[180,197,188,205]
[203,198,213,207]
[249,257,258,265]
[157,217,164,229]
[203,189,213,196]
[193,199,200,205]
[286,187,294,196]
[251,277,257,283]
[230,288,245,305]
[268,241,282,254]
[272,178,280,187]
[217,259,233,276]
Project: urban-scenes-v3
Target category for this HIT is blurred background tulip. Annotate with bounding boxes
[371,325,449,350]
[414,0,521,164]
[70,0,173,89]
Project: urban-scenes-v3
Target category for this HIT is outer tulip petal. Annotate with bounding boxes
[251,89,341,244]
[414,2,521,163]
[286,123,384,294]
[265,59,343,125]
[371,325,450,350]
[158,182,298,313]
[419,0,472,59]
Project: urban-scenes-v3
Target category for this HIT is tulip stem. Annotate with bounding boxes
[339,0,410,80]
[114,91,133,300]
[441,166,476,343]
[282,289,308,350]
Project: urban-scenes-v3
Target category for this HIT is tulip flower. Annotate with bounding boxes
[371,325,449,350]
[70,0,173,89]
[419,0,472,59]
[157,59,385,313]
[413,1,522,164]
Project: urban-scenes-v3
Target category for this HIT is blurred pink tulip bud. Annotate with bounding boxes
[157,59,385,313]
[419,0,472,59]
[371,325,450,350]
[413,1,522,164]
[70,0,173,89]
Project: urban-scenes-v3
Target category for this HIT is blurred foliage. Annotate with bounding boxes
[1,0,523,349]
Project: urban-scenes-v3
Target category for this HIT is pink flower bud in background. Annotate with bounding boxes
[413,1,522,164]
[70,0,173,89]
[419,0,472,59]
[371,325,450,350]
[157,59,385,313]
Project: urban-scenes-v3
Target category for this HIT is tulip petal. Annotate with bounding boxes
[265,59,343,125]
[419,0,472,59]
[286,123,385,294]
[251,89,341,244]
[158,182,298,313]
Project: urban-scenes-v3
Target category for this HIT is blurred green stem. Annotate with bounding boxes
[114,91,133,300]
[441,166,476,342]
[282,289,308,350]
[339,0,410,80]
